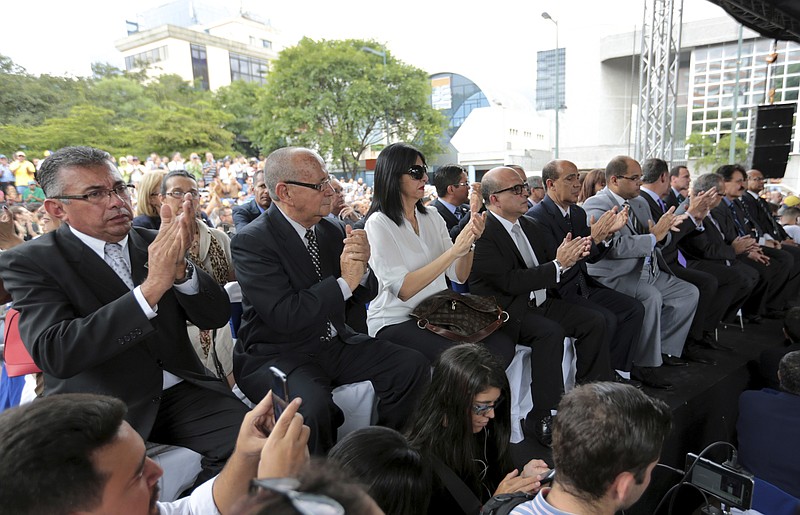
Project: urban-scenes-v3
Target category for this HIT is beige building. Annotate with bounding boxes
[116,7,281,91]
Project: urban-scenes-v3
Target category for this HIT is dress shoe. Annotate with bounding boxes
[745,314,763,325]
[631,366,674,390]
[614,371,643,389]
[524,414,554,447]
[681,345,717,366]
[661,354,689,367]
[700,332,733,351]
[688,334,731,352]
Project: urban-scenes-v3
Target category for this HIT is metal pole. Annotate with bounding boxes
[360,46,390,146]
[730,24,744,164]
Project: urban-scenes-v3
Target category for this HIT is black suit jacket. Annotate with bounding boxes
[0,225,231,435]
[526,195,607,296]
[232,199,263,233]
[741,192,788,240]
[231,204,378,394]
[665,188,682,211]
[432,199,469,239]
[711,201,749,243]
[469,212,559,342]
[679,215,738,264]
[639,188,698,265]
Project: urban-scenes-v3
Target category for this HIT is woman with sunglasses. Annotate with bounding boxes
[364,143,515,368]
[407,344,549,514]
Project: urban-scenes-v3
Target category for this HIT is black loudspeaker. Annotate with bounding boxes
[747,104,795,179]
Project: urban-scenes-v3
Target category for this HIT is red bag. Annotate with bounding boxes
[4,308,41,377]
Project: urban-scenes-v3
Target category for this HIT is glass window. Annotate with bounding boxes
[190,44,209,91]
[229,52,269,85]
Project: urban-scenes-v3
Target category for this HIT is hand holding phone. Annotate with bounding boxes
[269,366,290,424]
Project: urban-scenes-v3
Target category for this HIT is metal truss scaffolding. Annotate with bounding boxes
[635,0,684,161]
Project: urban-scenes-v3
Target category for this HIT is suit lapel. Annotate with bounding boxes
[487,213,526,267]
[521,217,551,263]
[267,205,319,285]
[543,196,570,237]
[55,225,131,301]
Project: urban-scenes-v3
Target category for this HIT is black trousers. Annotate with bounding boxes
[669,264,719,337]
[379,318,517,368]
[562,287,644,372]
[739,249,789,315]
[769,244,800,309]
[249,335,430,455]
[148,380,249,486]
[687,259,757,322]
[516,298,610,421]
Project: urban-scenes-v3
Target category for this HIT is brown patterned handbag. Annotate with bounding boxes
[410,289,509,343]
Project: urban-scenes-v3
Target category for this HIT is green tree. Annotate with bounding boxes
[253,38,445,176]
[214,80,264,156]
[128,101,235,158]
[0,54,89,127]
[686,132,748,171]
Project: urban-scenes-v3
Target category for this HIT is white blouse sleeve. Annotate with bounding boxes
[366,213,412,298]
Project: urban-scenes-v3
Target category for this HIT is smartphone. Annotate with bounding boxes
[269,366,290,424]
[539,469,556,486]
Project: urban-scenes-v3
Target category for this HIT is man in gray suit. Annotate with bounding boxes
[583,156,700,390]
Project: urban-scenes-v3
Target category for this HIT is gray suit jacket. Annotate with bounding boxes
[582,187,672,290]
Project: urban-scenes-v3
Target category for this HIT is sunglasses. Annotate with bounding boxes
[492,183,530,196]
[472,395,504,416]
[405,165,428,180]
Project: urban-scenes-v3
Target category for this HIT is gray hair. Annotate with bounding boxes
[779,350,800,395]
[37,146,115,198]
[691,173,723,196]
[526,176,543,189]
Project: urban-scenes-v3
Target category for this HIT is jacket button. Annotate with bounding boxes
[124,335,131,342]
[117,339,124,345]
[152,395,161,404]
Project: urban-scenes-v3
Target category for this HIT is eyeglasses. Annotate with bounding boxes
[492,183,530,196]
[405,165,428,180]
[50,184,134,204]
[472,396,504,416]
[250,478,345,515]
[750,177,766,182]
[617,175,642,182]
[164,190,200,199]
[285,179,331,192]
[452,181,470,188]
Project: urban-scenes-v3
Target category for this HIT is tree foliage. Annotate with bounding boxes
[686,132,748,171]
[252,38,445,176]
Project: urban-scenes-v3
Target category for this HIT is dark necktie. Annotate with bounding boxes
[656,198,687,267]
[454,207,462,221]
[564,212,590,298]
[727,202,747,237]
[737,199,762,237]
[757,196,783,238]
[624,201,646,235]
[305,229,333,340]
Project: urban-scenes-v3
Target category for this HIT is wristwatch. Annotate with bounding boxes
[174,260,194,285]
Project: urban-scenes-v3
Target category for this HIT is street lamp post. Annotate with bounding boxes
[542,12,559,159]
[360,46,391,147]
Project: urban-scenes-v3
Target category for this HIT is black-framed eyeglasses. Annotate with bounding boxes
[164,190,200,199]
[405,165,428,180]
[50,184,135,204]
[492,183,530,196]
[472,396,504,416]
[250,478,345,515]
[617,175,642,182]
[285,179,331,192]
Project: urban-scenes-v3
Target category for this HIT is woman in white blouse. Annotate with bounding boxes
[365,143,516,367]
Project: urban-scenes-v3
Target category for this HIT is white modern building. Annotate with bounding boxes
[558,15,800,188]
[428,72,551,178]
[115,0,282,91]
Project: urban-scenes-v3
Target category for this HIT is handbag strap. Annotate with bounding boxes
[430,455,482,514]
[420,317,505,344]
